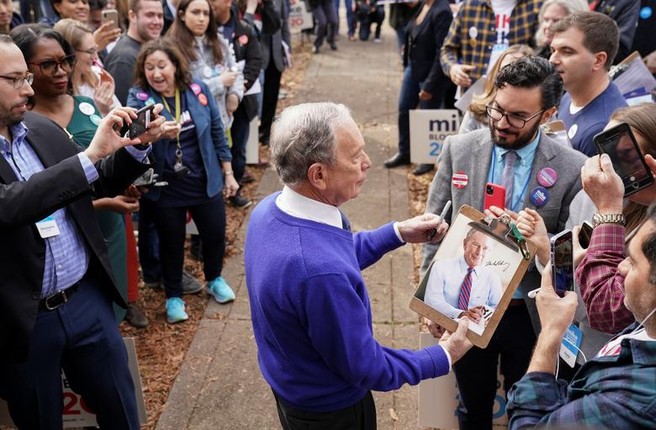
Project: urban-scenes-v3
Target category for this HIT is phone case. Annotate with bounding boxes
[593,122,654,196]
[484,183,506,210]
[550,230,573,297]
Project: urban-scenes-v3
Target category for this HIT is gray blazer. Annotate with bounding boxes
[421,128,587,331]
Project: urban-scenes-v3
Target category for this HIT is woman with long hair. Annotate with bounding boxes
[534,0,587,59]
[166,0,243,130]
[127,38,239,324]
[54,18,119,116]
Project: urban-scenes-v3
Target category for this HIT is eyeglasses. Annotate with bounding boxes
[76,46,98,56]
[28,54,77,76]
[485,105,545,129]
[0,72,34,89]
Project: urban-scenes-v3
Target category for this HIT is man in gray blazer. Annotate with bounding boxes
[422,56,587,430]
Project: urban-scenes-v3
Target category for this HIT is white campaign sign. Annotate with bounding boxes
[410,109,461,165]
[418,333,508,429]
[288,1,313,33]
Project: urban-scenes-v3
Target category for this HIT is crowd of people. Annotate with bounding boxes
[1,0,656,428]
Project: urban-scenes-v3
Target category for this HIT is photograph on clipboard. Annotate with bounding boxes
[410,205,532,348]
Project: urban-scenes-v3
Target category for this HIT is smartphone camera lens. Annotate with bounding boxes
[486,185,493,194]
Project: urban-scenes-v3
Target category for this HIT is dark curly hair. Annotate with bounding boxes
[495,55,563,110]
[133,38,192,92]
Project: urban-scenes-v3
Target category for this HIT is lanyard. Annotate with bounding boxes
[161,88,183,161]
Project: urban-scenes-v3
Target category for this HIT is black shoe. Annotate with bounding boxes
[412,163,434,176]
[182,269,203,294]
[384,153,411,168]
[230,194,253,208]
[329,42,338,51]
[125,302,149,328]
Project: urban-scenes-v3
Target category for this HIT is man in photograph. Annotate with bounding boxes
[424,227,502,324]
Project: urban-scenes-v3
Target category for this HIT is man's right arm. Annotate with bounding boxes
[439,10,461,77]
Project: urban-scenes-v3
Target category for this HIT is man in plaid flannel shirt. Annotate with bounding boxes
[440,0,542,89]
[506,199,656,428]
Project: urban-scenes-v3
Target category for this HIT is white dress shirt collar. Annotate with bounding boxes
[276,186,343,229]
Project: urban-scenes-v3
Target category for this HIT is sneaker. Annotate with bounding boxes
[182,270,203,294]
[374,37,382,43]
[312,45,319,54]
[125,302,149,328]
[207,276,236,304]
[230,194,253,208]
[165,297,188,324]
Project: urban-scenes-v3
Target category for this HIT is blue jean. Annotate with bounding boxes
[397,65,444,156]
[333,0,355,36]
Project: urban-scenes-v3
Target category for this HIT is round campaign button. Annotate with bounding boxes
[468,26,478,40]
[89,114,101,126]
[190,83,201,95]
[198,93,208,106]
[136,91,149,101]
[568,124,578,140]
[146,97,156,106]
[203,66,213,78]
[78,102,95,116]
[537,167,558,188]
[452,171,468,189]
[530,186,550,207]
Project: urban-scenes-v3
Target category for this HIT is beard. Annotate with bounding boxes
[489,118,542,150]
[0,104,27,129]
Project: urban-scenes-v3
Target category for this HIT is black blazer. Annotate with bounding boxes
[403,0,453,97]
[0,112,148,363]
[230,5,264,121]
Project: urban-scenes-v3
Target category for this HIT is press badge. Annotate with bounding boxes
[36,215,60,238]
[559,324,583,368]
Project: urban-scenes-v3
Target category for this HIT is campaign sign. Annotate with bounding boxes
[418,332,509,428]
[0,338,147,428]
[410,109,460,165]
[288,1,313,33]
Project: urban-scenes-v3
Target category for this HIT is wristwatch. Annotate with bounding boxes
[592,212,626,227]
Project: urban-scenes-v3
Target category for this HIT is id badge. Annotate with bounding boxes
[36,215,61,239]
[559,323,583,368]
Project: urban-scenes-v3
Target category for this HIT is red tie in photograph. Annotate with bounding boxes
[457,267,475,310]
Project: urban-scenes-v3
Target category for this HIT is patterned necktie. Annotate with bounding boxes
[501,150,517,209]
[457,267,475,310]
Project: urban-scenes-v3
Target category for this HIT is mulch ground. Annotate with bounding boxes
[119,39,314,430]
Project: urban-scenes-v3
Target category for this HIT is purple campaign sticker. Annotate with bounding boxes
[537,167,558,188]
[136,91,149,101]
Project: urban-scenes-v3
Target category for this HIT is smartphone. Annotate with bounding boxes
[101,9,119,29]
[551,230,574,297]
[121,104,155,139]
[484,183,506,210]
[578,220,594,249]
[593,122,654,197]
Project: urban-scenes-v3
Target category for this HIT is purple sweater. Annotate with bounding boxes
[244,193,450,412]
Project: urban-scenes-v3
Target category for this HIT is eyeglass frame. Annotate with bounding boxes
[76,46,98,56]
[27,54,77,77]
[0,72,35,89]
[485,105,545,129]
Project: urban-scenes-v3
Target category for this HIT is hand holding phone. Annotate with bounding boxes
[550,230,574,297]
[593,122,654,197]
[120,104,155,139]
[101,9,119,29]
[484,183,506,211]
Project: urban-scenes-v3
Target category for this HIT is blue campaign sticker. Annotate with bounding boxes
[530,186,550,207]
[640,6,652,20]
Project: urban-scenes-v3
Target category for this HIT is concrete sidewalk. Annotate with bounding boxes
[155,23,425,430]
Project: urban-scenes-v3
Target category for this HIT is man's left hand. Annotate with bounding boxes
[536,262,578,339]
[397,213,448,243]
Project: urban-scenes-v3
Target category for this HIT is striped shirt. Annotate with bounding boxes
[0,122,97,297]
